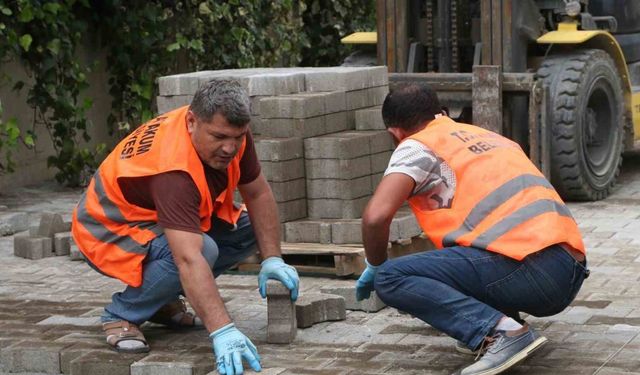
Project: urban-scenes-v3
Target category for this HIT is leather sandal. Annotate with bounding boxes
[148,299,201,329]
[103,320,150,353]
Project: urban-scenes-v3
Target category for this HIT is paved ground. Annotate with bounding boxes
[1,151,640,375]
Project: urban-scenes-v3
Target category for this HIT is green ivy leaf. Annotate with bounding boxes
[0,6,12,16]
[19,34,32,51]
[47,39,61,55]
[198,2,212,15]
[18,6,34,22]
[24,134,34,146]
[43,3,61,14]
[167,42,180,52]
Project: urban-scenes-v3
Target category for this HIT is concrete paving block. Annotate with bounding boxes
[37,212,67,238]
[304,67,370,92]
[306,175,373,200]
[295,293,346,328]
[345,109,357,130]
[54,231,72,256]
[37,315,101,326]
[70,350,146,375]
[304,131,372,160]
[249,115,262,135]
[69,244,85,261]
[266,280,297,343]
[156,95,192,114]
[14,235,54,260]
[323,91,347,113]
[371,172,384,188]
[58,342,108,375]
[260,94,326,119]
[330,219,363,244]
[158,71,216,95]
[0,340,70,373]
[261,158,305,182]
[346,88,370,110]
[366,66,389,87]
[269,178,306,202]
[355,106,385,130]
[284,219,333,244]
[371,151,393,174]
[0,211,29,236]
[256,116,327,138]
[390,210,422,241]
[305,156,372,180]
[359,130,395,153]
[307,196,369,219]
[320,286,387,312]
[250,95,268,115]
[255,137,304,162]
[277,199,307,223]
[131,354,214,375]
[368,85,389,106]
[325,111,351,133]
[243,72,306,96]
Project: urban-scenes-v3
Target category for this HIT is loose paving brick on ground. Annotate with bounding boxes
[1,151,640,375]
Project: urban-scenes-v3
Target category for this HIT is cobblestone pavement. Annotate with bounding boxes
[1,151,640,375]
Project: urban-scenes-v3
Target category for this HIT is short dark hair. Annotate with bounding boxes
[381,83,442,130]
[190,78,251,127]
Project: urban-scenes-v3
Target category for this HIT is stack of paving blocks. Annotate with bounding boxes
[157,67,423,246]
[14,213,72,260]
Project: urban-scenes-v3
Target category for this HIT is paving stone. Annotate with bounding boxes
[320,287,386,312]
[284,220,333,244]
[0,211,30,236]
[131,353,214,375]
[58,341,107,374]
[53,232,72,256]
[37,213,68,238]
[307,197,369,219]
[304,131,373,160]
[260,94,327,119]
[345,89,371,111]
[261,159,305,182]
[296,293,346,328]
[14,235,54,260]
[330,220,363,244]
[156,95,192,114]
[250,95,268,115]
[0,340,70,374]
[255,137,304,162]
[304,67,387,92]
[370,151,392,174]
[256,116,328,138]
[36,316,100,327]
[324,111,351,133]
[367,86,389,106]
[269,178,306,203]
[389,210,422,241]
[68,244,85,261]
[355,106,385,130]
[305,156,372,180]
[277,199,307,223]
[306,175,373,200]
[157,71,218,96]
[266,280,297,344]
[69,350,147,375]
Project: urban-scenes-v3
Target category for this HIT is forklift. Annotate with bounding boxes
[342,0,640,201]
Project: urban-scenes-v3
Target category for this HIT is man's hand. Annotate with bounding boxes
[355,259,385,301]
[210,323,261,375]
[258,257,299,301]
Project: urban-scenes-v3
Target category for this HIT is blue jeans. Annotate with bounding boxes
[374,244,588,350]
[91,212,257,324]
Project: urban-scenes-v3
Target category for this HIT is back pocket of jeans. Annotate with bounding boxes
[486,265,559,316]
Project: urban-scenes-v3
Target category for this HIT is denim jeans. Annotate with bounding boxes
[374,244,588,350]
[90,212,257,324]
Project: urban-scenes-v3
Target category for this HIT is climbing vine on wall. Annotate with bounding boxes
[0,0,375,186]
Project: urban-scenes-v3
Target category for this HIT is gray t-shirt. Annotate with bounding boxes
[384,139,456,210]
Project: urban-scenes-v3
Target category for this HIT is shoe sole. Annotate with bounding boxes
[468,336,548,375]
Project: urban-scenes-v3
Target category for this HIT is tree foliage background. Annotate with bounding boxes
[0,0,376,186]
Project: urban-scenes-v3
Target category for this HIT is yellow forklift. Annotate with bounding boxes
[342,0,640,201]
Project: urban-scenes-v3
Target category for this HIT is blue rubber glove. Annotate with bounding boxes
[258,256,299,301]
[210,323,261,375]
[355,259,385,301]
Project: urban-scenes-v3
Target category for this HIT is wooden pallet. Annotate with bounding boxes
[237,242,366,277]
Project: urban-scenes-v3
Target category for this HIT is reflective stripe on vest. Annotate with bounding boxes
[407,117,585,260]
[72,106,246,286]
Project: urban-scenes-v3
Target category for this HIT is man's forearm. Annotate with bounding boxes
[177,256,231,333]
[362,219,391,266]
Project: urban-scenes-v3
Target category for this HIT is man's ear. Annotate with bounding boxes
[186,110,196,134]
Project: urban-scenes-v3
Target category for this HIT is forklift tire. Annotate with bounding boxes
[536,49,623,201]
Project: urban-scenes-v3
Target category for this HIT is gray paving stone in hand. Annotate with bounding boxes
[295,293,346,328]
[266,280,297,344]
[321,286,386,312]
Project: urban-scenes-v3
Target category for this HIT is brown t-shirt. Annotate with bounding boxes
[118,131,261,233]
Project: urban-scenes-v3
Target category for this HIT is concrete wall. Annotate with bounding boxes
[0,43,116,191]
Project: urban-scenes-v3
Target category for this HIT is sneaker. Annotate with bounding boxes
[457,326,548,375]
[455,340,478,355]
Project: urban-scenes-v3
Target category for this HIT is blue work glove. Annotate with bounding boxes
[210,323,261,375]
[258,256,299,301]
[355,259,385,301]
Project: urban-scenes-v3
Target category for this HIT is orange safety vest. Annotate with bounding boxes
[71,106,246,287]
[406,116,585,260]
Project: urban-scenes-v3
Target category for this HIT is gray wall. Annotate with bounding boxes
[0,45,116,191]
